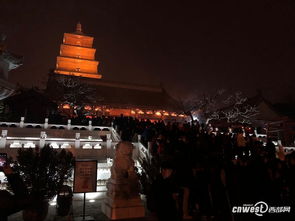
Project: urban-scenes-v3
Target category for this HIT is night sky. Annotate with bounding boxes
[1,0,295,102]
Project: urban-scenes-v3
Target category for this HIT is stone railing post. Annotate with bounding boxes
[75,133,80,148]
[67,119,71,130]
[254,128,258,136]
[44,118,48,129]
[20,117,25,128]
[137,135,141,143]
[88,120,92,131]
[133,143,141,160]
[40,131,46,148]
[147,141,153,156]
[106,133,112,149]
[0,130,7,148]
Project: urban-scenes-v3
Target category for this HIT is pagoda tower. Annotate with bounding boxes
[54,22,102,79]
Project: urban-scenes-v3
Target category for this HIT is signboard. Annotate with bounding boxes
[73,160,97,193]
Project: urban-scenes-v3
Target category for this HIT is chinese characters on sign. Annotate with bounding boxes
[73,160,97,193]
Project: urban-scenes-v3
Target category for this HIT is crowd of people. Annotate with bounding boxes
[113,115,295,221]
[1,114,294,220]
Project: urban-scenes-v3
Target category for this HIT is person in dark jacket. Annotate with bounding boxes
[152,161,180,221]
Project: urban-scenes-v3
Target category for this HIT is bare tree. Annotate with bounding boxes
[182,90,259,125]
[180,89,225,124]
[221,91,259,124]
[49,74,102,117]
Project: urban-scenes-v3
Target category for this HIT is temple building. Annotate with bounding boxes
[0,33,23,100]
[47,23,182,120]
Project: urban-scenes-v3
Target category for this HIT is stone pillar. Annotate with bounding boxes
[44,118,48,129]
[101,141,145,220]
[137,135,141,143]
[20,117,25,128]
[88,120,92,131]
[40,131,46,148]
[75,133,80,148]
[278,140,282,146]
[133,144,140,160]
[0,130,7,148]
[147,141,153,156]
[254,128,258,136]
[67,119,71,130]
[106,134,112,149]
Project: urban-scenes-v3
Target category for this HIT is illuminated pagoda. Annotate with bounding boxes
[47,23,182,120]
[55,22,101,79]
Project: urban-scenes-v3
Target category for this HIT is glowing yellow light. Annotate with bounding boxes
[163,112,169,116]
[178,114,185,117]
[131,110,136,114]
[146,111,153,114]
[62,104,70,109]
[137,110,144,114]
[155,112,162,116]
[171,113,177,117]
[94,106,101,111]
[84,105,92,110]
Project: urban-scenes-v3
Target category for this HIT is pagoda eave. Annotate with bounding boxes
[55,70,102,79]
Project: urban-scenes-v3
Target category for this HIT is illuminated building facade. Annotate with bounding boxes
[49,23,182,120]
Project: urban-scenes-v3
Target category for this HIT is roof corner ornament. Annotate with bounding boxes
[76,22,82,33]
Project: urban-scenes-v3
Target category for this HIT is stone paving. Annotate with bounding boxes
[8,194,157,221]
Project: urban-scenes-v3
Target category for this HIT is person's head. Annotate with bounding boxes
[160,161,174,179]
[161,168,173,179]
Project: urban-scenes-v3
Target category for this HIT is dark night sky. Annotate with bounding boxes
[1,0,295,102]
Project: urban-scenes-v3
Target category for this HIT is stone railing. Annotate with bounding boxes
[0,117,113,131]
[0,118,152,162]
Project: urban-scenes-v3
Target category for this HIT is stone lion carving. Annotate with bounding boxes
[107,141,140,199]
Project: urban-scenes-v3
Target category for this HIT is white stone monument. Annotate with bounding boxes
[102,141,145,219]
